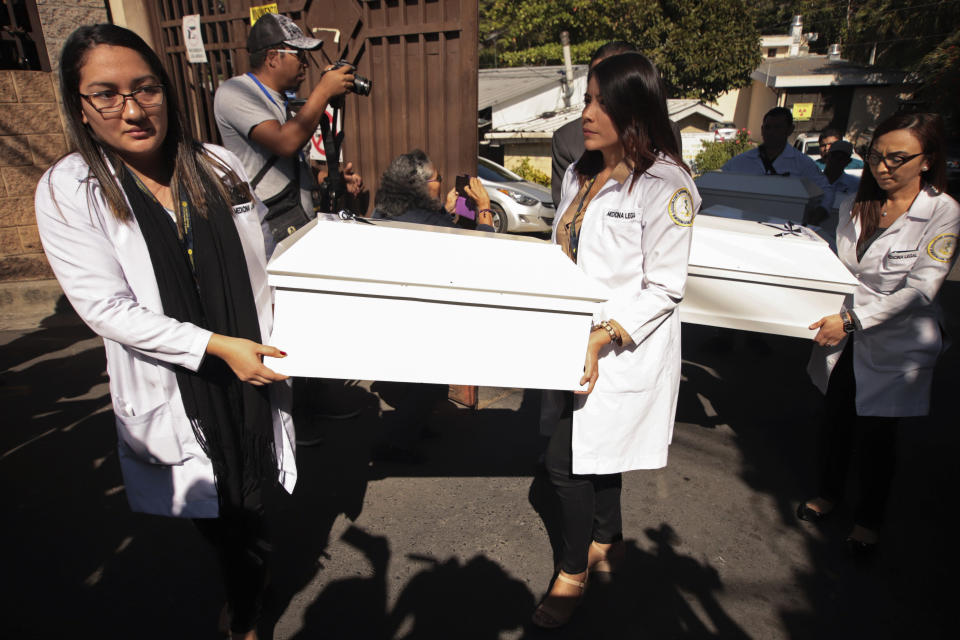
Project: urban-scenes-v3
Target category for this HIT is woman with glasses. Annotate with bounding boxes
[800,113,959,561]
[534,53,699,628]
[371,149,495,230]
[367,149,494,462]
[35,24,295,638]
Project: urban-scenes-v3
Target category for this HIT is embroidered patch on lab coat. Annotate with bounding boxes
[667,188,694,227]
[926,233,957,262]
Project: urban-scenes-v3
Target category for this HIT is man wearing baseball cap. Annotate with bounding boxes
[811,139,861,250]
[214,13,355,254]
[216,13,364,434]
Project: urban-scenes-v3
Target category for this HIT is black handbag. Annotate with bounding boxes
[251,154,314,244]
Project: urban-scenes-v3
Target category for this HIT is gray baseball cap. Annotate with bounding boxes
[247,13,322,52]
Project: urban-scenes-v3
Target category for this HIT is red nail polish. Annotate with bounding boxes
[280,351,287,356]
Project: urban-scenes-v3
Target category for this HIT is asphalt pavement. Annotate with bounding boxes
[2,283,958,639]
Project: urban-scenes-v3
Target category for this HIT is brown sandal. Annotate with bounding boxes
[531,572,587,629]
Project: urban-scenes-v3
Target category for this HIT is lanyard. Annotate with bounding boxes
[130,173,196,275]
[566,175,597,262]
[246,72,285,109]
[246,72,306,164]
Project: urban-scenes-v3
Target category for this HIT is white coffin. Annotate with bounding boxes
[263,218,609,390]
[682,215,859,338]
[695,171,823,223]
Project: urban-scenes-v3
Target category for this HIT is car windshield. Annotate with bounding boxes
[478,157,522,182]
[804,142,820,156]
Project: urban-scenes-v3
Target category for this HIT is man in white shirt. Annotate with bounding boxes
[722,107,827,186]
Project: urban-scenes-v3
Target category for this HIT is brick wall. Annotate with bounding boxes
[0,70,67,282]
[0,1,109,286]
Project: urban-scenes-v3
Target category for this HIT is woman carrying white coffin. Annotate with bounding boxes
[534,52,700,628]
[35,24,294,638]
[801,112,959,561]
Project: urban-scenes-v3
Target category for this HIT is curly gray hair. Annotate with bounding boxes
[373,149,441,218]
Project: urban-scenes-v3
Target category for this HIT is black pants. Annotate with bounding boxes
[193,510,271,634]
[545,414,623,574]
[817,341,899,530]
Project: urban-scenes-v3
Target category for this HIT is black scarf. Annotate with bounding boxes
[119,167,276,517]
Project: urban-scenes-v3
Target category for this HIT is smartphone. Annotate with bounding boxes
[455,174,471,198]
[454,196,476,220]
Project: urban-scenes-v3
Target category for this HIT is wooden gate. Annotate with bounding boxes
[147,0,479,214]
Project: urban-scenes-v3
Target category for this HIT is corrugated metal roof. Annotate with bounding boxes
[487,99,722,139]
[479,65,588,110]
[486,106,582,139]
[751,55,909,87]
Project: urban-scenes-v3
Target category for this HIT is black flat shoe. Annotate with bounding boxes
[796,501,833,523]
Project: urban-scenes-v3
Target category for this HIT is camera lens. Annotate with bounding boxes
[353,75,372,96]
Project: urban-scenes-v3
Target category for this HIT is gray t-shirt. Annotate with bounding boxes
[214,73,313,214]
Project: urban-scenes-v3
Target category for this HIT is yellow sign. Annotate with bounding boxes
[250,3,279,25]
[791,102,814,121]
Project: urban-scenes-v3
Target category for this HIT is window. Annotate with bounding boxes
[767,48,777,58]
[1,0,50,71]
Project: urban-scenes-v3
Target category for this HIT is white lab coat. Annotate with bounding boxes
[35,145,296,518]
[807,185,960,416]
[552,158,700,474]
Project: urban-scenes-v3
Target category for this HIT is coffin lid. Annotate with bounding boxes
[690,215,858,289]
[695,171,823,200]
[267,217,610,305]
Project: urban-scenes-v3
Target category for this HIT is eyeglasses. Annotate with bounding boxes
[865,150,923,170]
[274,48,308,64]
[80,85,165,116]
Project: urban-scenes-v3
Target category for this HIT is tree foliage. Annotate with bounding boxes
[692,129,754,175]
[480,0,761,102]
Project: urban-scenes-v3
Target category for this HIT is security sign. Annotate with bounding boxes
[791,103,814,121]
[250,3,279,25]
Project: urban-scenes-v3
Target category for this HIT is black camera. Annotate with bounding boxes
[330,59,372,97]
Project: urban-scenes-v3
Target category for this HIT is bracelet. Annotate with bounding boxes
[478,208,493,216]
[600,320,620,345]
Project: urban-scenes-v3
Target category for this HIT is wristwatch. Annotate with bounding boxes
[842,311,856,334]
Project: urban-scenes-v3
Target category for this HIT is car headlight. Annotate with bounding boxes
[497,188,538,206]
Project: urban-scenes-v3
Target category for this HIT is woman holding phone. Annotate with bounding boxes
[35,24,295,638]
[534,52,700,628]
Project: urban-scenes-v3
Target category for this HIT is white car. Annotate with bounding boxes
[709,121,737,141]
[477,157,555,234]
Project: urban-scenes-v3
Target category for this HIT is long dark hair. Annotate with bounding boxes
[852,112,947,251]
[575,52,688,187]
[55,24,249,222]
[373,149,441,218]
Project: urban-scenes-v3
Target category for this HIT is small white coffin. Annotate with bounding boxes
[263,218,609,390]
[695,172,823,223]
[682,215,859,338]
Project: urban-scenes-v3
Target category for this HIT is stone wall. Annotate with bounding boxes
[0,70,66,283]
[36,1,112,72]
[0,2,108,327]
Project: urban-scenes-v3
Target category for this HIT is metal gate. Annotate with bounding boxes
[147,0,479,214]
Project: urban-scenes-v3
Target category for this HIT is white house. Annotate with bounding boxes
[479,65,725,175]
